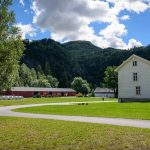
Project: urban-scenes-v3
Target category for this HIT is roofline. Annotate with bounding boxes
[11,87,75,92]
[94,87,114,92]
[115,54,150,72]
[94,91,114,93]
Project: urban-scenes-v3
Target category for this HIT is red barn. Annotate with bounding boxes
[5,87,76,98]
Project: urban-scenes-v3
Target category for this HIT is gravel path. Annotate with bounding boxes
[0,101,150,129]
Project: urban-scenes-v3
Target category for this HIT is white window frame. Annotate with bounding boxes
[136,86,141,95]
[133,61,137,66]
[133,73,138,81]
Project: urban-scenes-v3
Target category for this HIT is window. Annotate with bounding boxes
[133,61,137,66]
[133,73,138,81]
[136,86,141,95]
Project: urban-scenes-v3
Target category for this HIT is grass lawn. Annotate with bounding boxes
[15,102,150,120]
[0,117,150,150]
[0,97,117,106]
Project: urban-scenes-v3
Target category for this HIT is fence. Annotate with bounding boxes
[0,96,23,100]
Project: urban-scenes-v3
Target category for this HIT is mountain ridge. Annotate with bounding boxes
[22,39,150,88]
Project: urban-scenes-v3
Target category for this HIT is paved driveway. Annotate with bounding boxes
[1,101,150,129]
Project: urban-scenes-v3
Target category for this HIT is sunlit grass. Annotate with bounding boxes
[0,97,117,106]
[15,102,150,120]
[0,117,150,150]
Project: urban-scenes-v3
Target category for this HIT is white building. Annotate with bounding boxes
[94,88,114,98]
[115,54,150,102]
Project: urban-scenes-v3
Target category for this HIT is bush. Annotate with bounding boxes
[76,93,83,97]
[91,89,95,97]
[87,90,95,97]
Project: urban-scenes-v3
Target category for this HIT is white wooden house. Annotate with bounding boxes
[115,54,150,102]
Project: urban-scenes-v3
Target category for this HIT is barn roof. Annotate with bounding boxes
[115,54,150,72]
[11,87,75,92]
[94,88,114,93]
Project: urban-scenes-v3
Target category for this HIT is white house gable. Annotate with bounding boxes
[116,55,150,100]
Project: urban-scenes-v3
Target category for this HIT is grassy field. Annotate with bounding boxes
[0,117,150,150]
[0,97,117,106]
[15,102,150,120]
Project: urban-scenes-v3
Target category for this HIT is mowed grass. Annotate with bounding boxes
[0,117,150,150]
[15,102,150,120]
[0,97,117,106]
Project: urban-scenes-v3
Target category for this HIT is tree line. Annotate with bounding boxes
[15,63,59,88]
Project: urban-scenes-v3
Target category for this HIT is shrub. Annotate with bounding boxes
[76,93,83,97]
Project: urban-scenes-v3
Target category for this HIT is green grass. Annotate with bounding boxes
[0,97,117,106]
[0,117,150,150]
[15,102,150,120]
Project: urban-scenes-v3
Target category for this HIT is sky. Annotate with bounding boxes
[11,0,150,49]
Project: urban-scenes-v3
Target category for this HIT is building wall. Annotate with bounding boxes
[12,91,34,97]
[68,92,76,96]
[95,93,114,98]
[118,58,150,99]
[5,91,76,98]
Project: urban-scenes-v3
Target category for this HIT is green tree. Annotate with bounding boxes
[90,89,95,97]
[81,83,90,96]
[36,65,44,79]
[44,62,52,75]
[36,79,51,88]
[102,66,118,97]
[15,65,38,87]
[17,63,59,88]
[0,0,24,91]
[31,68,37,80]
[47,75,59,88]
[19,64,32,86]
[14,71,21,86]
[30,68,37,86]
[71,77,90,96]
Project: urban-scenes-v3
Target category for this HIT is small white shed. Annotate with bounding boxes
[94,88,114,98]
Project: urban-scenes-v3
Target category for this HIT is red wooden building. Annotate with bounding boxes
[5,87,76,98]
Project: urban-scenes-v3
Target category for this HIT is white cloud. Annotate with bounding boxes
[127,39,143,49]
[19,0,25,7]
[31,0,149,49]
[24,9,29,14]
[107,0,150,14]
[16,23,37,39]
[97,21,127,49]
[121,15,130,20]
[100,21,127,38]
[98,21,142,49]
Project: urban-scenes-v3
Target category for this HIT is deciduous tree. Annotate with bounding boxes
[103,66,118,97]
[0,0,24,91]
[71,77,90,96]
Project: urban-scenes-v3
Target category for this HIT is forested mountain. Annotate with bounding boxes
[21,39,73,87]
[21,39,150,88]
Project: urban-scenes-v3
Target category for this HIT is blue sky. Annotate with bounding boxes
[120,10,150,46]
[11,0,150,49]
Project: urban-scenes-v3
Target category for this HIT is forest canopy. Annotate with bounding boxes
[20,39,150,88]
